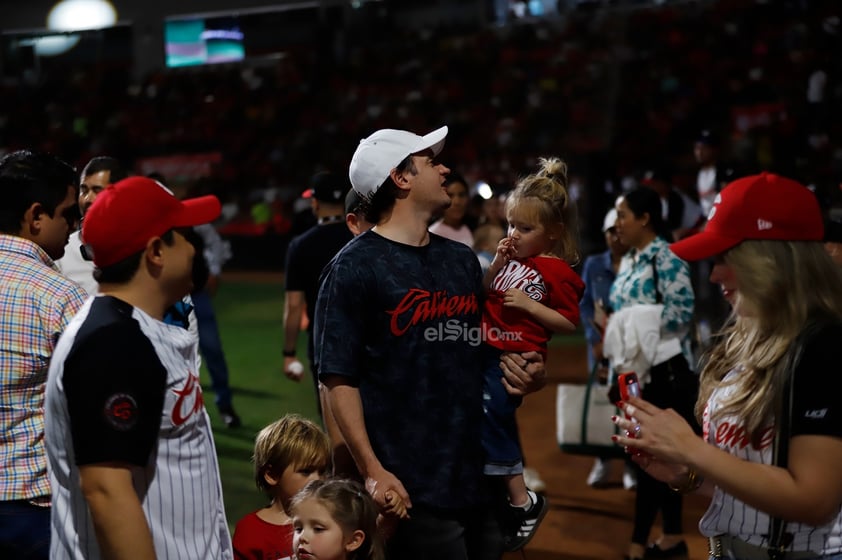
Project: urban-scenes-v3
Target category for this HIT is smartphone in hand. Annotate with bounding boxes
[618,372,641,405]
[617,372,645,455]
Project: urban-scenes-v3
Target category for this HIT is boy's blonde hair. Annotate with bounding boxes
[253,414,331,495]
[506,157,580,265]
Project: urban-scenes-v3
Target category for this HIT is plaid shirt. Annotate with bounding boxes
[0,234,87,502]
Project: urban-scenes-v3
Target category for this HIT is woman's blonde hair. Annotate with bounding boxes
[505,157,580,265]
[252,414,331,495]
[698,240,842,443]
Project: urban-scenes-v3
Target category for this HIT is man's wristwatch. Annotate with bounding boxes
[283,349,297,357]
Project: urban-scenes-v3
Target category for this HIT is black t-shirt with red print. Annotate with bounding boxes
[315,230,487,509]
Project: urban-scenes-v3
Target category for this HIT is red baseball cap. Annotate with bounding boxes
[670,172,823,261]
[82,176,221,268]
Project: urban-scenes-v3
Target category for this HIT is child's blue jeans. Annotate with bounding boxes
[481,347,524,476]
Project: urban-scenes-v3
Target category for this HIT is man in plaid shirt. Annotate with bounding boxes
[0,150,87,559]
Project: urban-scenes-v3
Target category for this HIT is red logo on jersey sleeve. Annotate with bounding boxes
[103,394,139,431]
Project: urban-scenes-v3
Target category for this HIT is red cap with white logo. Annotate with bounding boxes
[670,172,824,261]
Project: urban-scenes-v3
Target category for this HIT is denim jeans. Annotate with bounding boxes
[192,289,233,409]
[481,349,523,476]
[0,500,50,559]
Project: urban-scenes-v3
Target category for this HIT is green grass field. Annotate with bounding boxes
[204,278,584,530]
[201,279,319,530]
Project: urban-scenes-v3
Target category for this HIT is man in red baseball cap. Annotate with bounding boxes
[44,176,233,558]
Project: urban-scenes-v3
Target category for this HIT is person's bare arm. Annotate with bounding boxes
[691,433,842,524]
[615,398,842,525]
[483,238,513,290]
[502,289,575,332]
[282,290,306,380]
[319,382,358,478]
[80,463,156,559]
[323,376,412,515]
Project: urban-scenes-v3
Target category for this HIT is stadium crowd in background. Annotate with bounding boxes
[0,0,838,261]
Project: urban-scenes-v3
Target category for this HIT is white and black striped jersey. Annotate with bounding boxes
[45,295,233,559]
[699,323,842,555]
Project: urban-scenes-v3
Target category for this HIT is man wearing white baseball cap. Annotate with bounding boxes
[316,126,547,559]
[349,126,448,198]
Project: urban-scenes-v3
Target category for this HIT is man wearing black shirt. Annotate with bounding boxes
[315,126,546,560]
[282,172,353,411]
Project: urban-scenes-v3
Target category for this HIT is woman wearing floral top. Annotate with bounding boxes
[609,187,697,560]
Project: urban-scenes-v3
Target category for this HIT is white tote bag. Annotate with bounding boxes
[556,367,624,457]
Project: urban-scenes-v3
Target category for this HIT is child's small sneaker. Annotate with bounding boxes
[504,490,548,552]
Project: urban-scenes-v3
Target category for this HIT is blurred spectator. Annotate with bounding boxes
[191,223,241,428]
[691,131,735,342]
[639,166,703,242]
[344,188,372,236]
[480,193,509,231]
[57,156,129,295]
[429,172,474,246]
[693,130,732,219]
[0,150,87,558]
[607,187,697,560]
[826,218,842,266]
[473,222,506,275]
[579,207,636,490]
[282,171,353,422]
[0,0,838,267]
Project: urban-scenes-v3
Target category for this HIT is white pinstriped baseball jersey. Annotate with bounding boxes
[699,368,842,555]
[45,296,233,559]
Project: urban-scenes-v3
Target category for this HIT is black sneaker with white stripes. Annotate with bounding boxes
[504,490,549,551]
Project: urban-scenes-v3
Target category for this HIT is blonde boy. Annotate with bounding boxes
[233,414,331,560]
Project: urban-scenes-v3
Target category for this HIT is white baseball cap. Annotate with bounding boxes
[602,208,618,232]
[348,125,448,197]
